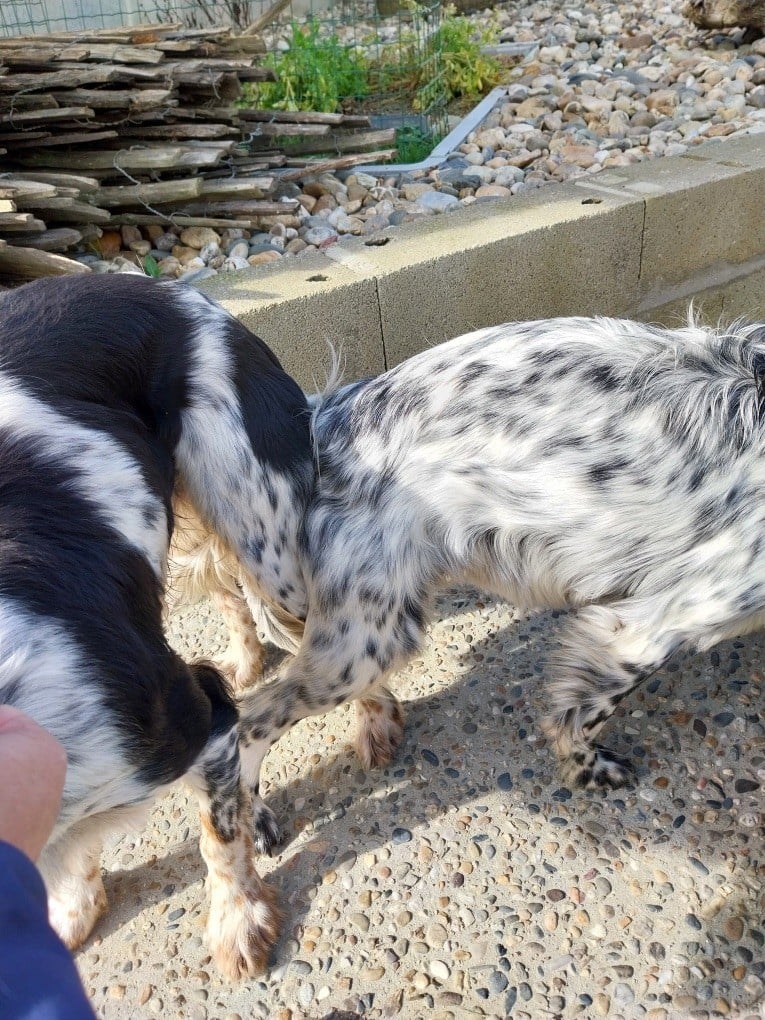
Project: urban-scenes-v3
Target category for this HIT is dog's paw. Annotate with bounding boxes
[207,875,281,979]
[570,746,636,791]
[48,874,107,950]
[354,695,405,769]
[252,798,281,856]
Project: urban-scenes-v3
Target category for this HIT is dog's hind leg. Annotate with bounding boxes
[542,601,682,790]
[186,663,280,978]
[173,302,311,626]
[170,492,267,690]
[210,585,266,693]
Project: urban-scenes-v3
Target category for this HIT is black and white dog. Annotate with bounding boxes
[182,314,765,851]
[0,274,314,977]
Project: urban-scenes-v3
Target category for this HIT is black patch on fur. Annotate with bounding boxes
[486,384,521,404]
[587,458,630,487]
[457,361,491,391]
[688,467,705,492]
[724,483,743,508]
[556,435,585,450]
[365,638,379,659]
[530,348,566,366]
[588,365,620,392]
[691,499,719,542]
[753,352,765,415]
[736,584,764,615]
[0,426,212,786]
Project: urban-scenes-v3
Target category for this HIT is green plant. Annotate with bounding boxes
[395,124,436,162]
[368,4,501,112]
[142,252,161,278]
[432,7,502,103]
[249,19,369,113]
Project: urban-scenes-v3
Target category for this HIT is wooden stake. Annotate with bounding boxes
[0,245,90,278]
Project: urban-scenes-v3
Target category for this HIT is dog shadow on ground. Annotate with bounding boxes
[84,590,764,1013]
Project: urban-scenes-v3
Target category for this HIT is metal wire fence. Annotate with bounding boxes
[1,0,255,35]
[257,0,450,143]
[1,0,449,148]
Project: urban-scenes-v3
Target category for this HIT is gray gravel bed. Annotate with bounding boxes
[77,0,765,282]
[76,590,764,1019]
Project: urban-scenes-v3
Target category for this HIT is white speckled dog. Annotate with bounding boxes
[177,314,765,851]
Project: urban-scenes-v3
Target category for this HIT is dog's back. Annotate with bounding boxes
[0,273,314,803]
[309,316,765,610]
[0,274,310,481]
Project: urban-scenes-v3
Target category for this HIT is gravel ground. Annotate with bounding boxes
[78,0,765,282]
[76,590,764,1020]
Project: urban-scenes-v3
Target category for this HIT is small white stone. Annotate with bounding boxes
[429,960,451,982]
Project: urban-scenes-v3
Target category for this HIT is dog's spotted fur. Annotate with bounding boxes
[0,274,313,976]
[178,315,765,848]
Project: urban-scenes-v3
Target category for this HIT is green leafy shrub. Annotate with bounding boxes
[240,5,501,160]
[368,4,501,113]
[251,19,369,113]
[432,7,502,103]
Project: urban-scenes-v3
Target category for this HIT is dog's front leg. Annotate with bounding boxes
[188,679,281,978]
[40,819,108,951]
[238,677,405,853]
[236,599,421,849]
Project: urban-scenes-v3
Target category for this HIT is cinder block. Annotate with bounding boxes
[347,183,644,367]
[684,133,765,169]
[640,159,765,292]
[575,142,765,295]
[636,290,725,329]
[201,252,384,390]
[635,249,765,326]
[719,265,765,321]
[201,134,765,384]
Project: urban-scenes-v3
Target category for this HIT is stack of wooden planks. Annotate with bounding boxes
[0,21,397,282]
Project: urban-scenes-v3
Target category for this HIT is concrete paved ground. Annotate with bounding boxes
[75,590,764,1020]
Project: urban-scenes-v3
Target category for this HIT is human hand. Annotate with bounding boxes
[0,706,67,861]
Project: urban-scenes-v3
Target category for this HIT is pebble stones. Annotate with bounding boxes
[78,0,765,285]
[75,584,765,1020]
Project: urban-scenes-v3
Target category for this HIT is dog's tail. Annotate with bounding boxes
[249,600,304,656]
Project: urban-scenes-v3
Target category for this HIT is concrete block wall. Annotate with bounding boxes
[202,134,765,389]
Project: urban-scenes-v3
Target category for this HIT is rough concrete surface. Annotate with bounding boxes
[76,591,764,1020]
[200,135,765,392]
